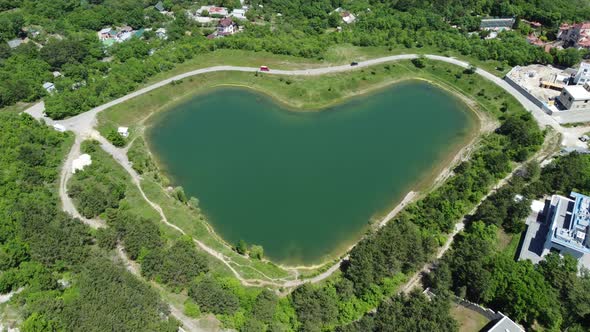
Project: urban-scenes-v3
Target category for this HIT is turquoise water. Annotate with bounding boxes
[146,81,476,264]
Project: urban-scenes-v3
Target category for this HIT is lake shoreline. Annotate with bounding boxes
[144,82,482,268]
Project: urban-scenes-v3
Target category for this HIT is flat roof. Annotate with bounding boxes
[564,85,590,100]
[487,314,524,332]
[549,192,590,254]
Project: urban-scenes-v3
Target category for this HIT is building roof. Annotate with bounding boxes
[487,313,524,332]
[155,1,165,12]
[480,17,515,29]
[219,17,234,27]
[548,192,590,255]
[565,85,590,100]
[7,39,22,49]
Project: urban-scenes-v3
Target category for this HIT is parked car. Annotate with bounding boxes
[260,66,270,72]
[579,135,589,142]
[350,61,359,66]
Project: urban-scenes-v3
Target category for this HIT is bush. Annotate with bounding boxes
[106,129,126,147]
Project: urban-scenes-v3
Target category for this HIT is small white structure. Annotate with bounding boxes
[558,84,590,111]
[156,28,167,40]
[52,71,62,78]
[230,8,247,20]
[72,154,92,173]
[43,82,56,94]
[117,126,129,137]
[53,124,66,132]
[341,12,356,24]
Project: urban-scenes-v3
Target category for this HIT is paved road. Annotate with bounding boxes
[22,53,590,295]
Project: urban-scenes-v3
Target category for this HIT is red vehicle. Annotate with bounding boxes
[259,66,270,72]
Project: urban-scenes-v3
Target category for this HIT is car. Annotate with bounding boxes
[259,66,270,72]
[350,61,359,66]
[579,135,589,142]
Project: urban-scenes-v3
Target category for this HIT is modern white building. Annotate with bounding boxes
[574,62,590,85]
[487,312,525,332]
[542,192,590,270]
[558,84,590,111]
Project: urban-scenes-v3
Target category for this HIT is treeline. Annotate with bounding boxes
[1,0,588,117]
[427,152,590,331]
[0,112,178,331]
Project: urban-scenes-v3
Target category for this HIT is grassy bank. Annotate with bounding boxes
[95,57,528,283]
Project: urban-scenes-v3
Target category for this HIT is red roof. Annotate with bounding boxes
[219,17,234,27]
[210,7,224,13]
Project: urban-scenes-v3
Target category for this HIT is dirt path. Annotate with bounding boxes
[24,54,582,292]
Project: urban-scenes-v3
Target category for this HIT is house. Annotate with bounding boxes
[558,22,590,49]
[217,18,238,35]
[558,84,590,111]
[334,7,356,24]
[540,192,590,270]
[42,82,56,94]
[53,124,66,133]
[7,38,22,49]
[526,34,545,47]
[154,1,165,12]
[230,8,247,20]
[341,11,356,24]
[197,6,228,17]
[98,26,142,46]
[486,312,524,332]
[117,127,129,138]
[480,17,515,31]
[72,154,92,173]
[156,28,167,40]
[574,62,590,85]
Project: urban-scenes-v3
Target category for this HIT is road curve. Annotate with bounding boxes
[24,53,582,292]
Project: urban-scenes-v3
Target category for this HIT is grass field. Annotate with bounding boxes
[450,302,491,332]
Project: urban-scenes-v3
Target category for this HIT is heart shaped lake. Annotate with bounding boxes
[146,81,478,265]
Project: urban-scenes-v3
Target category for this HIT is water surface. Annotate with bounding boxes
[147,82,476,264]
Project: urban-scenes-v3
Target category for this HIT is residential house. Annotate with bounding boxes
[156,28,167,40]
[155,1,165,12]
[574,62,590,85]
[197,6,228,17]
[98,26,143,46]
[558,22,590,49]
[480,17,515,31]
[334,8,356,24]
[42,82,56,94]
[217,17,238,35]
[486,312,525,332]
[230,8,248,20]
[558,84,590,111]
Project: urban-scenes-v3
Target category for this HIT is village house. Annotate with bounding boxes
[42,82,56,94]
[479,17,515,39]
[574,62,590,85]
[197,6,228,17]
[334,8,356,24]
[558,22,590,49]
[217,17,238,36]
[97,26,144,46]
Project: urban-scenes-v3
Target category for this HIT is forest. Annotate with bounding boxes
[0,0,587,118]
[1,0,590,331]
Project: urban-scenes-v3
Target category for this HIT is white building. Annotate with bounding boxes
[156,28,167,40]
[230,8,247,20]
[558,84,590,111]
[53,124,66,132]
[574,62,590,85]
[42,82,56,94]
[117,127,129,138]
[72,154,92,173]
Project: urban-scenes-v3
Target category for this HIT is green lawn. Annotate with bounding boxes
[93,58,529,281]
[450,302,491,332]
